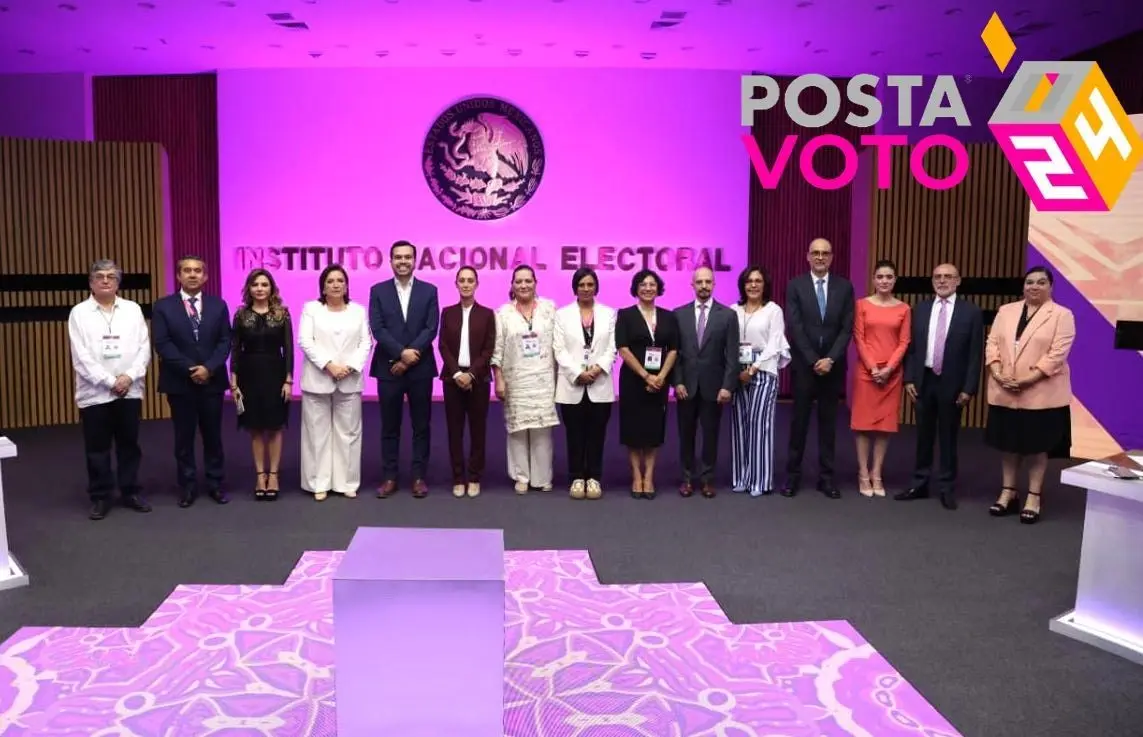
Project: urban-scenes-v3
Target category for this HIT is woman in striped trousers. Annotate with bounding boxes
[730,266,791,496]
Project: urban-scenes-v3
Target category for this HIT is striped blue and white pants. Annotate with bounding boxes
[730,370,779,496]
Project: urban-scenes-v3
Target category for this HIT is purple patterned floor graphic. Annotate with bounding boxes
[0,550,960,736]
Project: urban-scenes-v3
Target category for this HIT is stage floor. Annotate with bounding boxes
[0,548,958,736]
[1,401,1141,736]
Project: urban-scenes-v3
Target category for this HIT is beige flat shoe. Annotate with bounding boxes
[452,484,466,498]
[466,483,481,497]
[585,479,602,499]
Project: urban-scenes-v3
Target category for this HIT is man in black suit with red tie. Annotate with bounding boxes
[897,263,983,510]
[437,266,496,498]
[783,238,855,498]
[151,255,232,507]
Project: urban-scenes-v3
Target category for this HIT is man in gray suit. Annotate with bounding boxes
[672,267,739,497]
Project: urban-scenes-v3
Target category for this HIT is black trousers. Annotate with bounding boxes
[676,389,724,484]
[167,390,225,492]
[912,368,963,493]
[786,364,844,480]
[559,393,612,482]
[79,398,142,501]
[379,376,433,480]
[442,379,491,484]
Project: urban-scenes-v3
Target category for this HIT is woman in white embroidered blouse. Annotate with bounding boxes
[492,265,560,493]
[730,266,791,496]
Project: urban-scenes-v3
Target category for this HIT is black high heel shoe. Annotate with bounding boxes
[989,486,1019,516]
[255,472,268,500]
[265,472,280,500]
[1020,491,1041,524]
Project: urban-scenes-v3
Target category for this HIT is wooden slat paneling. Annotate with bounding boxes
[856,142,1029,428]
[0,137,171,429]
[93,73,221,297]
[1067,29,1143,116]
[747,76,862,398]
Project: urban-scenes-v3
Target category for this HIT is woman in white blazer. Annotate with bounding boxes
[297,265,372,501]
[553,268,617,499]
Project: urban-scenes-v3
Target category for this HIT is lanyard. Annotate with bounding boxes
[641,308,656,343]
[740,306,760,342]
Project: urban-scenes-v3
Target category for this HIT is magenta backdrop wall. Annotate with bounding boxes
[216,68,751,398]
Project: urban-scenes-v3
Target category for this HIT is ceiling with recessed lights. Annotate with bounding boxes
[0,0,1140,77]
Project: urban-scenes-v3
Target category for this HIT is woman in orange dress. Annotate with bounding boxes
[851,259,911,497]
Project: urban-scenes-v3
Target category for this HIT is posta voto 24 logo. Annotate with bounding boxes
[739,12,1142,212]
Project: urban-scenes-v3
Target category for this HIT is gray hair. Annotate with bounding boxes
[89,259,123,282]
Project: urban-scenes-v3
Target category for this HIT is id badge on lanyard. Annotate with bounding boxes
[521,331,541,358]
[644,346,663,371]
[101,335,122,360]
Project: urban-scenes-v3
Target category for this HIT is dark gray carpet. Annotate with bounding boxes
[0,400,1138,736]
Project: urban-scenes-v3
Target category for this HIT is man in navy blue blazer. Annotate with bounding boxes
[152,255,232,507]
[369,241,440,498]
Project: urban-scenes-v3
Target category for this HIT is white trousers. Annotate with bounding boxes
[300,389,363,495]
[507,427,553,488]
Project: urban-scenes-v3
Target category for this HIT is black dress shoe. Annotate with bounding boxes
[894,487,930,501]
[89,499,110,520]
[940,492,958,510]
[209,489,229,504]
[122,495,152,513]
[178,489,196,508]
[817,480,840,499]
[780,478,800,497]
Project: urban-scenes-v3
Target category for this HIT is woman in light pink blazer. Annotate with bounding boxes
[984,266,1076,524]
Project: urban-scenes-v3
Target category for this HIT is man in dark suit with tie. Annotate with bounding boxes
[897,263,983,510]
[151,255,232,507]
[437,266,496,498]
[369,240,440,498]
[671,266,738,497]
[783,238,855,498]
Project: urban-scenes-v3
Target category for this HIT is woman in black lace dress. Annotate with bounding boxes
[230,269,294,499]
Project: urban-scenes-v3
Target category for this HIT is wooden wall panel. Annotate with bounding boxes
[93,73,221,297]
[1067,29,1143,116]
[747,76,862,398]
[0,137,170,429]
[854,142,1029,428]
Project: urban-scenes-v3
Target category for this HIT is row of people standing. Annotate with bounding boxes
[69,239,1075,525]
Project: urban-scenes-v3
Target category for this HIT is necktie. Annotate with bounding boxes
[187,296,201,341]
[932,299,948,375]
[696,303,707,345]
[816,279,826,319]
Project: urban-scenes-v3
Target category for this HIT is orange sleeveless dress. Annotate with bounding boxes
[850,300,911,432]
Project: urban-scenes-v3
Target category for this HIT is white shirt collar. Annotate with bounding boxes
[938,293,958,305]
[89,295,120,310]
[180,289,202,302]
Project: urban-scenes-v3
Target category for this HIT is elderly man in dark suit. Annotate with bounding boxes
[437,266,496,498]
[369,240,440,498]
[897,263,983,510]
[783,238,855,498]
[671,266,739,497]
[151,255,232,507]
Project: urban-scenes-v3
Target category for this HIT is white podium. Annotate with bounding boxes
[0,437,29,591]
[1052,460,1143,664]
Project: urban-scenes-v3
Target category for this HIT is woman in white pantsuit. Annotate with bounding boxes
[492,265,560,494]
[297,265,372,501]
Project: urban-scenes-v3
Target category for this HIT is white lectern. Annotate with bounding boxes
[0,437,29,591]
[1052,460,1143,664]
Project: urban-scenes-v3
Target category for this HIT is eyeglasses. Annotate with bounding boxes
[932,274,958,281]
[809,251,832,258]
[92,273,119,282]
